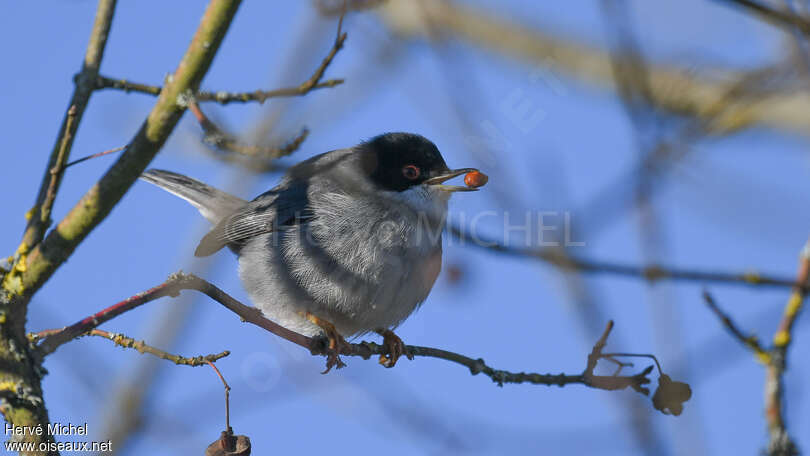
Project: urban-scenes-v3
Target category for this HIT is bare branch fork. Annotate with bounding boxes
[0,2,244,450]
[92,4,347,106]
[183,6,347,162]
[703,238,810,455]
[0,0,120,448]
[34,272,678,405]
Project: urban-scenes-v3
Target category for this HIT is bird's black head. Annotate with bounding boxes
[359,132,450,192]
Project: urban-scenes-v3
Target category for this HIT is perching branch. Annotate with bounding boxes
[36,272,307,356]
[36,273,666,400]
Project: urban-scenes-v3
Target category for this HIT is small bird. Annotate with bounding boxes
[141,132,483,370]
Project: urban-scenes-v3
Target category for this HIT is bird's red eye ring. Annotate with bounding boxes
[402,164,421,180]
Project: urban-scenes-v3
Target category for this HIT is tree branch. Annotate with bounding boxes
[702,290,771,364]
[94,74,344,104]
[36,273,657,396]
[377,0,810,135]
[704,237,809,455]
[765,239,809,456]
[9,0,243,301]
[1,4,241,452]
[91,9,347,106]
[450,225,808,291]
[32,329,229,367]
[14,0,118,258]
[187,98,309,161]
[0,1,118,452]
[37,105,78,244]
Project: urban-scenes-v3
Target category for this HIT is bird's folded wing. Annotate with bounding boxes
[195,183,311,257]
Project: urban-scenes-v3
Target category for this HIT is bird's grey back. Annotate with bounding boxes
[192,148,367,257]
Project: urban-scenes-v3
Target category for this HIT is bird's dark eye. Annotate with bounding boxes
[402,164,421,180]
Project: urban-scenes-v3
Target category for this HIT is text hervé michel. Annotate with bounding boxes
[5,422,88,436]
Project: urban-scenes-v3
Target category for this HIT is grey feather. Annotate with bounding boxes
[193,148,356,256]
[138,133,461,337]
[140,169,246,224]
[237,180,447,336]
[195,182,312,257]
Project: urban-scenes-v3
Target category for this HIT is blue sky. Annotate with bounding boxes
[2,1,809,455]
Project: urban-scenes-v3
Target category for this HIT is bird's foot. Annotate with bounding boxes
[305,312,349,374]
[375,329,413,368]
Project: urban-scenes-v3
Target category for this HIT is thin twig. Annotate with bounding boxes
[207,361,231,432]
[12,0,243,300]
[94,75,345,104]
[297,6,347,95]
[14,0,118,257]
[39,105,78,230]
[601,352,664,376]
[702,290,771,364]
[704,238,810,455]
[187,98,309,160]
[37,273,653,394]
[92,8,347,106]
[64,144,128,169]
[91,75,162,95]
[39,329,231,366]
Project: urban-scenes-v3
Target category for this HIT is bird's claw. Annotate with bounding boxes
[375,329,413,368]
[305,312,349,374]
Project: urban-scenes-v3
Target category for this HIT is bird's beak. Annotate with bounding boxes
[424,168,480,192]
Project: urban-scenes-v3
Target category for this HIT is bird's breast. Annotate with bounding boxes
[302,193,445,330]
[239,190,447,336]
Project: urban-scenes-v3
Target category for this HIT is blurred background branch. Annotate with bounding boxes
[378,0,810,135]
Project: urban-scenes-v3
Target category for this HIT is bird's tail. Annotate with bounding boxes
[140,169,246,224]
